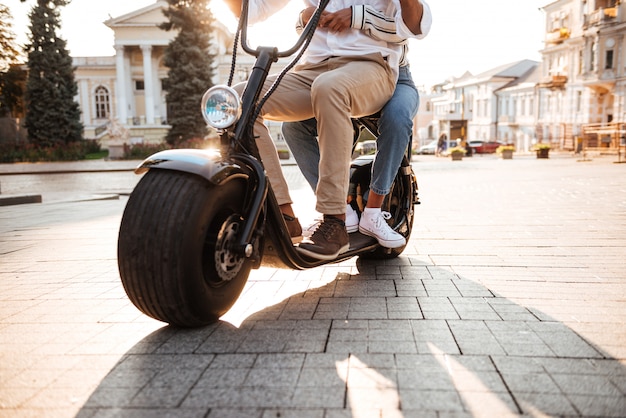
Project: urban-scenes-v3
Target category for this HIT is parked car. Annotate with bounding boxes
[416,139,438,155]
[469,140,504,154]
[418,139,459,155]
[352,140,377,159]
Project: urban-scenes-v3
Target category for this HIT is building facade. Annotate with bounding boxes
[430,0,626,153]
[539,0,625,150]
[74,1,260,148]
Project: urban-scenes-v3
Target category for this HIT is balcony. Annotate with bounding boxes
[584,8,618,28]
[498,115,516,124]
[539,74,568,89]
[546,27,570,44]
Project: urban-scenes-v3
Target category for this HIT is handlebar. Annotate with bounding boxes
[239,0,331,58]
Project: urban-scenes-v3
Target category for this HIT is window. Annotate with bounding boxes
[578,50,583,74]
[605,50,614,69]
[94,86,110,119]
[590,41,596,71]
[135,80,145,91]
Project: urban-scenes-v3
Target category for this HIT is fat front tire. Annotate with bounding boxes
[117,169,252,327]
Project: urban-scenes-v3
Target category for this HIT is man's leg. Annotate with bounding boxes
[282,118,360,234]
[311,54,395,217]
[232,70,318,240]
[297,54,395,260]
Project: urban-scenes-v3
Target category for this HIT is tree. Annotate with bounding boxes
[160,0,215,145]
[22,0,83,147]
[0,4,21,72]
[0,4,24,119]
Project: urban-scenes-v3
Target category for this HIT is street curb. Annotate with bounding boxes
[0,194,43,206]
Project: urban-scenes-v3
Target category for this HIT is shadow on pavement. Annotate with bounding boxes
[77,257,626,417]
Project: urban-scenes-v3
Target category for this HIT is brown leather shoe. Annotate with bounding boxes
[297,215,349,260]
[282,213,302,243]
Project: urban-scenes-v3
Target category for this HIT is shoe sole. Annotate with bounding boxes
[296,243,350,260]
[346,224,359,233]
[359,226,406,248]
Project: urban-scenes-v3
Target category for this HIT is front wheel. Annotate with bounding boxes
[117,169,253,327]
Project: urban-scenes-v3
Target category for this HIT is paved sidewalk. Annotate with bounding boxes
[0,154,625,417]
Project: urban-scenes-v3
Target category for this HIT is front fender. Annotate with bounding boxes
[134,148,249,185]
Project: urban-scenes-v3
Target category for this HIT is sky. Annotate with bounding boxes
[4,0,548,88]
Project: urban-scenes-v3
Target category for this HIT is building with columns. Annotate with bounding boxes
[74,1,254,148]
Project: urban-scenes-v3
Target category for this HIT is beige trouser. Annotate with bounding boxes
[234,53,395,215]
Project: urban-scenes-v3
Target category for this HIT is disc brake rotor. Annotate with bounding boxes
[214,215,245,282]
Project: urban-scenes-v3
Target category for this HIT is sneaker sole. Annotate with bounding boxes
[359,226,406,248]
[346,224,359,233]
[296,243,350,260]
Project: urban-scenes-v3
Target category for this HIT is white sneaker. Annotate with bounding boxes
[359,209,406,248]
[302,219,320,238]
[346,204,359,233]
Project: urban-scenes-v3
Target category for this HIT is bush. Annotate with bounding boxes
[496,145,515,153]
[531,143,551,151]
[119,137,218,160]
[0,140,101,163]
[121,142,170,160]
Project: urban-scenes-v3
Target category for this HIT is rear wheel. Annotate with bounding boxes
[361,160,416,260]
[117,169,252,327]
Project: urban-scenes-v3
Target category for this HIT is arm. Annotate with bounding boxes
[297,1,431,43]
[296,6,404,43]
[398,0,423,35]
[223,0,243,17]
[223,0,291,24]
[354,0,431,41]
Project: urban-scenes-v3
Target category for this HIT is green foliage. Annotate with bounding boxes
[0,4,21,71]
[120,142,170,160]
[0,65,25,118]
[0,139,101,163]
[496,145,515,153]
[120,137,216,160]
[161,0,216,145]
[0,5,25,118]
[531,143,551,150]
[448,146,467,154]
[23,0,83,147]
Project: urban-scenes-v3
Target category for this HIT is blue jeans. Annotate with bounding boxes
[282,65,419,196]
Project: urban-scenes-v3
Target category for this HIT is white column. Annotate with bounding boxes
[114,45,128,124]
[79,79,91,125]
[141,44,155,125]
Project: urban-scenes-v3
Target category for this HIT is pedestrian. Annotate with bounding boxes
[436,134,446,156]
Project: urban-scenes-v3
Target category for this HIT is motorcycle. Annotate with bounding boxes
[117,0,419,327]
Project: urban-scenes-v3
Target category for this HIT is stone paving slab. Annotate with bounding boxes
[0,154,625,417]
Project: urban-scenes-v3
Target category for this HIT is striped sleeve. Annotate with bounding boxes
[350,5,405,44]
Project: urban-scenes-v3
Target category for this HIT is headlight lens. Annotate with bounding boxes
[201,85,241,129]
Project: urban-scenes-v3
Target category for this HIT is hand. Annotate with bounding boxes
[300,6,317,26]
[319,8,352,32]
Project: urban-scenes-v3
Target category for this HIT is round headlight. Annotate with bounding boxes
[201,85,241,129]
